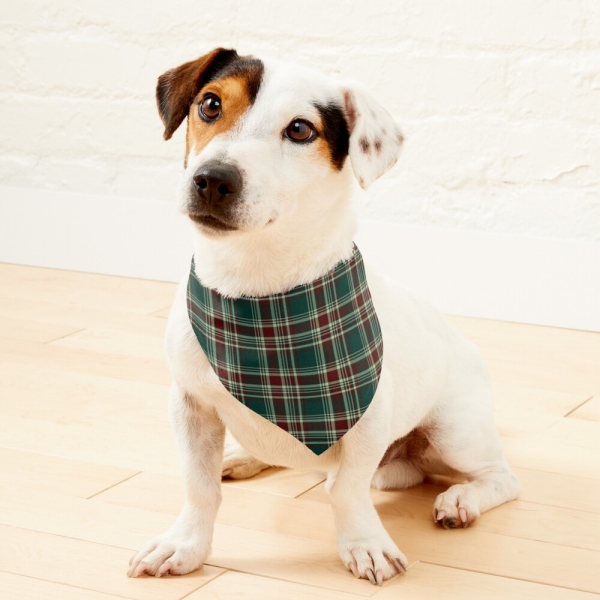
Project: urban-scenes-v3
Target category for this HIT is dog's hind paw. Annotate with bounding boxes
[221,441,270,479]
[433,484,480,529]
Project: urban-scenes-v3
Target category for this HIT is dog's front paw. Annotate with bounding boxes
[221,441,269,479]
[338,536,407,585]
[127,528,210,578]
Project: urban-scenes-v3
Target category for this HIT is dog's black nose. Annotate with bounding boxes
[193,161,242,206]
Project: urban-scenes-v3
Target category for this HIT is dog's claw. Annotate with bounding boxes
[394,558,406,574]
[375,569,384,586]
[435,509,446,522]
[349,561,359,577]
[366,568,376,585]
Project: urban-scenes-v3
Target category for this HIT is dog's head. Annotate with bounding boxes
[157,48,404,236]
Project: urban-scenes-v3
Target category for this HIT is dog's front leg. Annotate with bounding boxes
[327,414,408,585]
[128,382,224,577]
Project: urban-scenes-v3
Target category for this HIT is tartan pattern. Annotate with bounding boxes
[187,245,383,455]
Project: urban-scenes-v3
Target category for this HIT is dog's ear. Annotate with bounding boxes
[156,48,239,140]
[341,82,404,189]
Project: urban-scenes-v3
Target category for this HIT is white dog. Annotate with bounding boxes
[128,48,520,585]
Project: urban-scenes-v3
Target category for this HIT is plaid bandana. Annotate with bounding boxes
[187,245,383,455]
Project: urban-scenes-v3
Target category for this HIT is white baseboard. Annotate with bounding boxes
[1,185,599,332]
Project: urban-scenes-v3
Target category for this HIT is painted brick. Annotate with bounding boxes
[1,0,599,242]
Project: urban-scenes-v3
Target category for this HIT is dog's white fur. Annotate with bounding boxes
[128,55,520,584]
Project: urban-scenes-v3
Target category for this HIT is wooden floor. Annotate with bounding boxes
[1,262,599,600]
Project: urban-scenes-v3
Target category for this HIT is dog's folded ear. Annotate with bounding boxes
[341,83,404,190]
[156,48,239,140]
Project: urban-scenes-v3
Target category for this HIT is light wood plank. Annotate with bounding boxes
[191,570,367,600]
[51,323,167,361]
[537,417,600,450]
[94,470,600,589]
[0,262,177,316]
[0,337,170,385]
[0,447,137,499]
[448,316,600,396]
[0,525,223,600]
[0,572,125,600]
[374,562,600,600]
[502,437,600,479]
[0,486,385,597]
[568,397,600,422]
[0,296,170,342]
[0,315,81,343]
[0,360,178,474]
[0,414,180,476]
[492,383,588,438]
[222,466,325,498]
[514,467,600,514]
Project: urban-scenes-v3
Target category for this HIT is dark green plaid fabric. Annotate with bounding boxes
[187,245,383,455]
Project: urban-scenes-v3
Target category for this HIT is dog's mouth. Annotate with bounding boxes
[188,213,237,231]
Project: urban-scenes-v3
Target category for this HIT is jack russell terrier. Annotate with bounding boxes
[127,47,520,585]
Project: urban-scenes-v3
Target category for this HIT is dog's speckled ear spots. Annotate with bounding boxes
[156,48,239,140]
[342,83,404,189]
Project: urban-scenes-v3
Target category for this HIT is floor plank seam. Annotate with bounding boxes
[2,523,139,552]
[178,568,230,599]
[43,327,87,345]
[201,563,376,597]
[0,568,134,600]
[293,476,327,499]
[87,471,143,500]
[418,559,600,594]
[563,396,595,418]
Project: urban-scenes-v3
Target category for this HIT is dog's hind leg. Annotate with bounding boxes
[371,459,424,490]
[221,439,270,479]
[429,388,520,528]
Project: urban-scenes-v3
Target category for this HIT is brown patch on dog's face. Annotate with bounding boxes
[187,76,254,155]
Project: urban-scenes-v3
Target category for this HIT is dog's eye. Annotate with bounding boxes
[199,94,222,121]
[284,119,315,143]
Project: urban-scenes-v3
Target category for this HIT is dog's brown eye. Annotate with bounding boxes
[199,94,222,121]
[285,119,315,143]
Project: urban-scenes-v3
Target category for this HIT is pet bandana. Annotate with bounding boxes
[187,245,383,455]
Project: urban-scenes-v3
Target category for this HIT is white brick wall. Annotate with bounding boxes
[1,0,599,241]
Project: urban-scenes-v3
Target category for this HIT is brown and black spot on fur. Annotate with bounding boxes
[156,48,264,156]
[314,102,350,170]
[359,136,371,154]
[374,138,382,154]
[378,427,430,469]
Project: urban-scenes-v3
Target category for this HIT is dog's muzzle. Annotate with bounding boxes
[188,160,243,231]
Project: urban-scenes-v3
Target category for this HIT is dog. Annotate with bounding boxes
[127,47,520,585]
